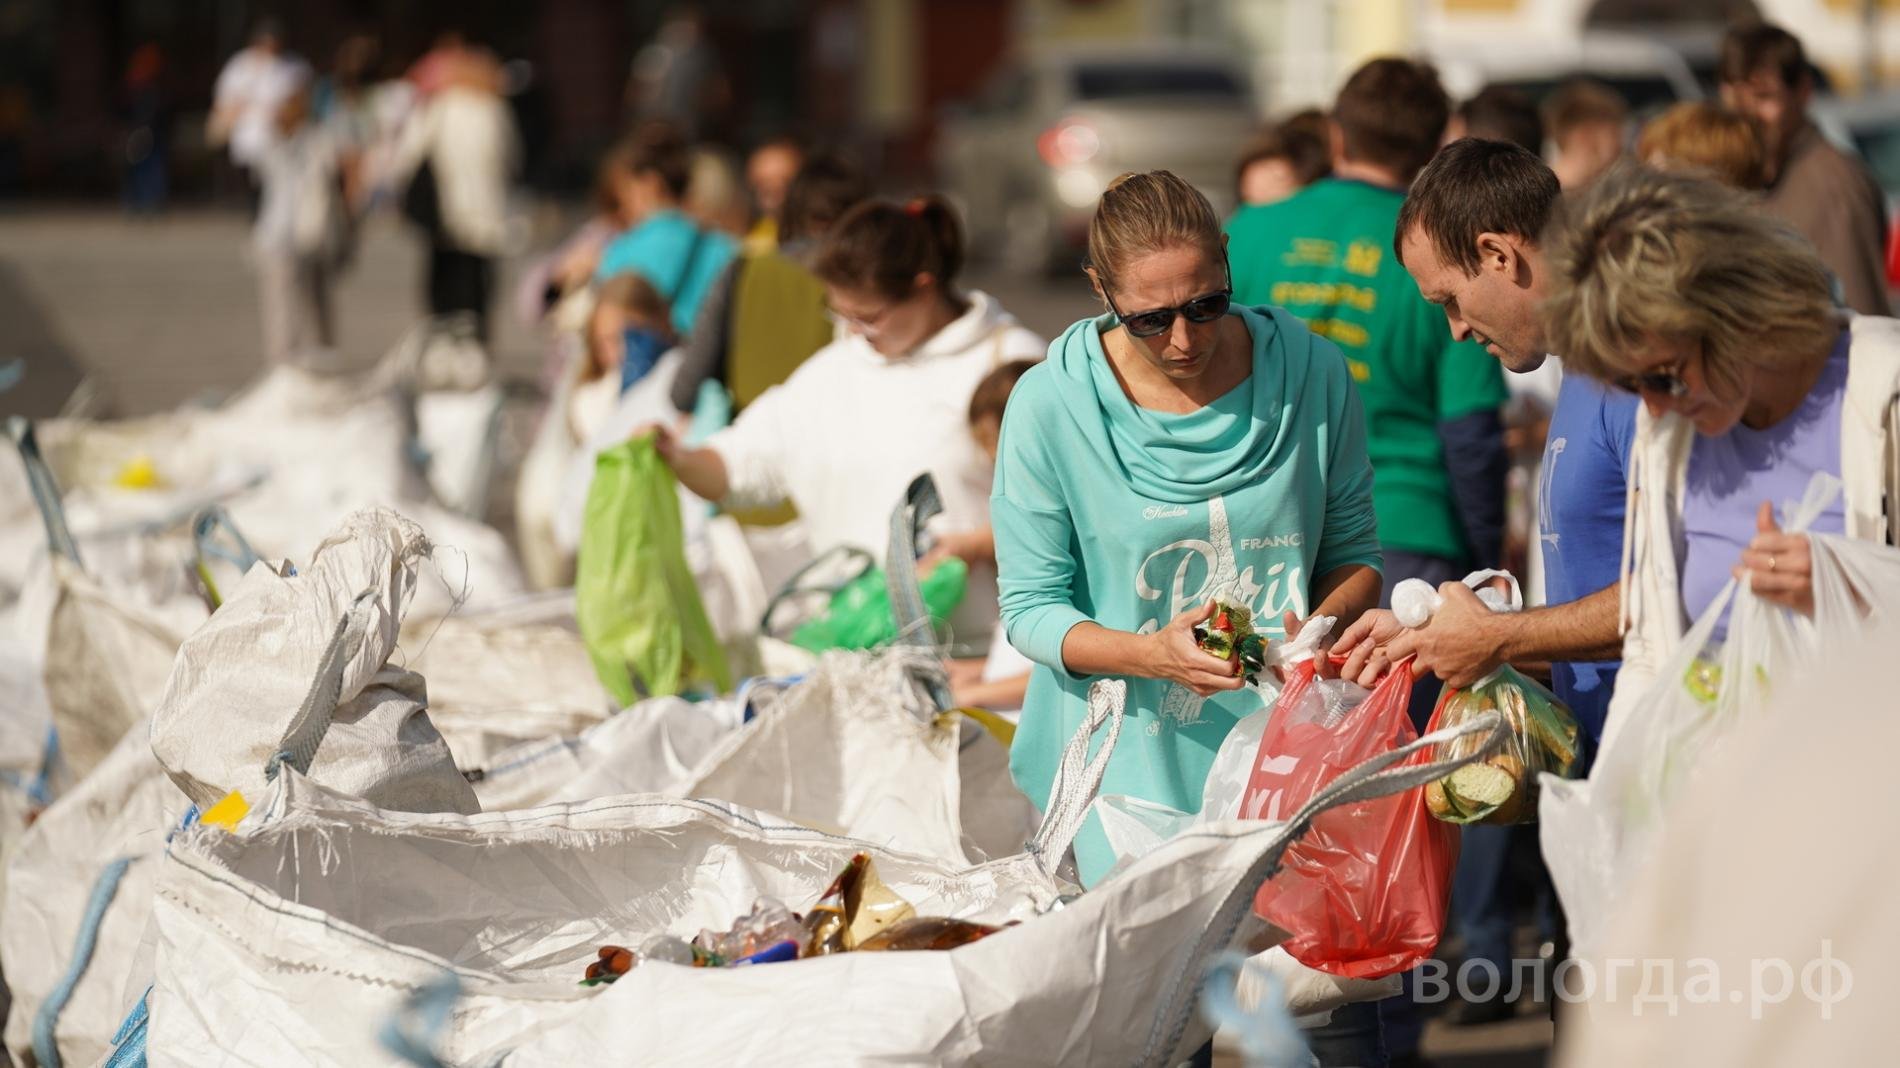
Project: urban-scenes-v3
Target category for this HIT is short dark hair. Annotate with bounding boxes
[1458,85,1544,155]
[1395,137,1561,276]
[969,358,1037,425]
[1332,58,1450,183]
[1541,79,1628,142]
[1233,108,1332,198]
[779,153,872,244]
[1718,22,1811,90]
[623,121,694,199]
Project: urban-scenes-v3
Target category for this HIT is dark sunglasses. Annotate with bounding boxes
[1097,256,1234,339]
[1610,345,1695,399]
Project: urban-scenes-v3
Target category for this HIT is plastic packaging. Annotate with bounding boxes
[694,898,806,963]
[855,917,1006,952]
[1242,659,1459,979]
[1424,668,1580,824]
[790,561,968,653]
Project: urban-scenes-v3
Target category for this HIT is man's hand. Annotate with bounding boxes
[1332,608,1405,685]
[1382,581,1507,689]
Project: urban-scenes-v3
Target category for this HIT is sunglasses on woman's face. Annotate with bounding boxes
[1611,345,1696,399]
[1100,257,1234,339]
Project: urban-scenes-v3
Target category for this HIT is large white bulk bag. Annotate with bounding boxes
[148,508,478,816]
[144,686,1499,1067]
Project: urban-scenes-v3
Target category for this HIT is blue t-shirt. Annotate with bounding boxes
[595,209,737,336]
[1537,373,1637,746]
[1681,336,1850,639]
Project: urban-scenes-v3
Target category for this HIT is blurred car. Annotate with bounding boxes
[938,48,1258,274]
[1434,32,1702,129]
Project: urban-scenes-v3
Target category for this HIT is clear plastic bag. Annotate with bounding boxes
[1422,666,1580,824]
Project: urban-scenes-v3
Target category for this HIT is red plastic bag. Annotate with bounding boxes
[1241,661,1459,979]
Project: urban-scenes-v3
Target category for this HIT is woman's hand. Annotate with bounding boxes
[1143,601,1247,697]
[1734,501,1815,616]
[631,422,683,465]
[919,528,996,573]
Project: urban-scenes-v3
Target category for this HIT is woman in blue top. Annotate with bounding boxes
[993,170,1385,885]
[594,125,737,338]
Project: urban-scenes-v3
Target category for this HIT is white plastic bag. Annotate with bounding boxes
[1541,475,1900,957]
[145,684,1496,1067]
[148,508,478,816]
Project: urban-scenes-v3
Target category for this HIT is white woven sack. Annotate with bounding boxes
[403,613,609,771]
[145,685,1500,1067]
[1,720,191,1067]
[148,508,478,816]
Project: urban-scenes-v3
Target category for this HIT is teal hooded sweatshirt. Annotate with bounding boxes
[993,304,1382,884]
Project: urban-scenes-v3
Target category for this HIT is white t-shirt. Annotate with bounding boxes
[706,290,1044,652]
[213,49,311,168]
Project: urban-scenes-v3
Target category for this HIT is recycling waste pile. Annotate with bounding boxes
[0,362,1524,1067]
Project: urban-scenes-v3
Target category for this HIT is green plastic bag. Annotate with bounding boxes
[576,437,732,705]
[790,557,968,653]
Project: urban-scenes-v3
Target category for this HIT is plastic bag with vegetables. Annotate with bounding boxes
[1397,571,1582,825]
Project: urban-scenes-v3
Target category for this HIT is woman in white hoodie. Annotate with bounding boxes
[1542,165,1900,738]
[650,196,1044,651]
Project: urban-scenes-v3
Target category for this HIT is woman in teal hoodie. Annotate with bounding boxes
[995,171,1384,885]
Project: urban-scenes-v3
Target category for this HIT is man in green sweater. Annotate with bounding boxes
[1225,57,1508,1068]
[1227,58,1507,631]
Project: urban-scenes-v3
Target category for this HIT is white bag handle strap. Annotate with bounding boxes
[1137,710,1509,1066]
[1026,678,1127,874]
[1461,569,1523,610]
[266,589,379,783]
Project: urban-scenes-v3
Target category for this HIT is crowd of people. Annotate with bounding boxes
[189,14,1900,1066]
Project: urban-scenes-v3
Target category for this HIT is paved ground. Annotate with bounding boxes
[0,207,1553,1067]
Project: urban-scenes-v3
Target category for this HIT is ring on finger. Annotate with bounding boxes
[1768,554,1778,572]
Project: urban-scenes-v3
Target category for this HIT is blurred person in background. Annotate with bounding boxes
[208,19,309,188]
[1233,108,1330,207]
[1447,84,1544,155]
[396,47,518,342]
[251,71,350,367]
[1338,139,1637,1030]
[1542,78,1628,190]
[517,142,638,332]
[122,42,169,215]
[1719,21,1891,315]
[994,167,1380,902]
[1637,101,1768,190]
[743,136,805,252]
[627,8,730,140]
[570,273,675,445]
[669,152,872,418]
[946,358,1038,715]
[406,30,469,100]
[314,33,382,180]
[1542,164,1900,730]
[647,196,1045,653]
[595,123,738,338]
[684,146,752,238]
[1228,61,1506,1066]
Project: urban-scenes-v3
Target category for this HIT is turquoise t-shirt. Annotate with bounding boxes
[994,304,1383,885]
[1226,178,1507,562]
[596,209,738,336]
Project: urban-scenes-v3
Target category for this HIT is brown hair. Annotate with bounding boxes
[593,141,636,216]
[1234,109,1332,199]
[1542,79,1628,143]
[969,358,1037,426]
[1637,102,1768,190]
[585,272,672,380]
[1718,22,1810,90]
[1457,85,1545,155]
[779,153,873,245]
[812,195,965,300]
[1086,170,1223,288]
[1396,138,1561,275]
[1542,164,1835,395]
[1331,58,1450,183]
[624,121,694,200]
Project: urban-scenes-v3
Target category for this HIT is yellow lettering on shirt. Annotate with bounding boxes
[1344,241,1383,277]
[1281,239,1338,268]
[1268,281,1378,313]
[1346,357,1371,383]
[1311,319,1370,349]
